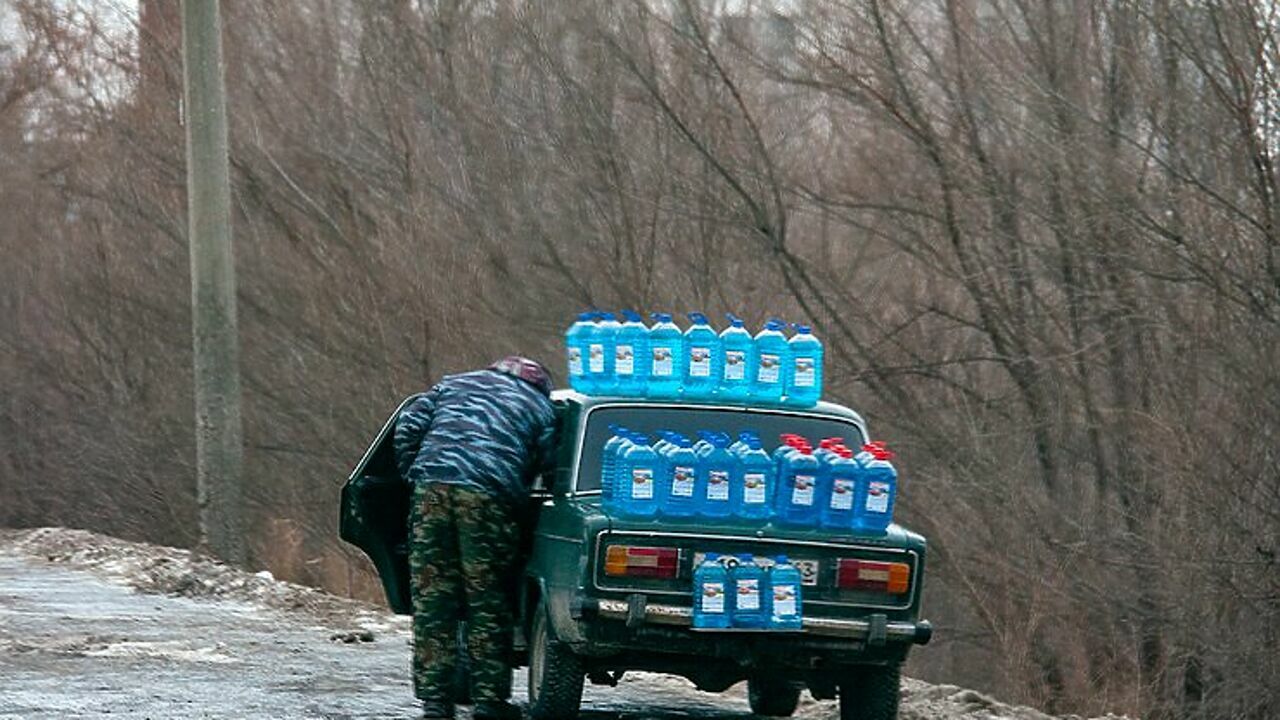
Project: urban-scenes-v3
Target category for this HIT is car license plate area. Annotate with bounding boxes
[691,552,819,587]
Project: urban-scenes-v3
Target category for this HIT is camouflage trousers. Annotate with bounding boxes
[407,482,518,704]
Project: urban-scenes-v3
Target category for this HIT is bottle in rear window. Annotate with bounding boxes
[775,441,822,527]
[821,446,859,531]
[697,432,737,520]
[660,434,699,519]
[616,434,661,519]
[736,436,774,522]
[856,444,898,534]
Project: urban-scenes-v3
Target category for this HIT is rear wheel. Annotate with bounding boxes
[527,601,585,720]
[748,677,802,717]
[838,664,900,720]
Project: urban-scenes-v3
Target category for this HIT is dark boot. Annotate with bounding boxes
[472,699,522,720]
[420,699,455,719]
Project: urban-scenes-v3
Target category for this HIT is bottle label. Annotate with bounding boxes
[772,584,798,618]
[724,350,746,380]
[568,348,583,376]
[743,472,767,504]
[791,475,815,506]
[794,357,816,388]
[672,466,695,497]
[689,346,712,377]
[615,345,634,375]
[701,581,725,613]
[736,578,760,611]
[652,346,674,377]
[589,343,605,373]
[830,478,854,510]
[631,468,654,500]
[707,470,730,501]
[758,354,781,384]
[866,481,890,513]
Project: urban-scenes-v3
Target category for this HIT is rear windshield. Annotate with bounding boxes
[575,405,865,493]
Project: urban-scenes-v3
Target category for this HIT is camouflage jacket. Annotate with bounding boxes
[393,370,557,506]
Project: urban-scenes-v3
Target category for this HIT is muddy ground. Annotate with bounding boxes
[0,528,1129,720]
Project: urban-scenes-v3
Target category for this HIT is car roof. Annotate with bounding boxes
[551,389,868,429]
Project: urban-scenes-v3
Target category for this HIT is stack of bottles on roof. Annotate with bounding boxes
[602,427,899,535]
[565,311,824,407]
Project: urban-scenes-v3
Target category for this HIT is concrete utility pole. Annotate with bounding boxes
[182,0,245,565]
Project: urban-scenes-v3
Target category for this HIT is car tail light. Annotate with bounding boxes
[836,559,910,594]
[604,545,680,579]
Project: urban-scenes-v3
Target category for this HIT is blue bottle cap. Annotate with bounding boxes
[705,553,721,562]
[650,312,671,323]
[738,553,754,562]
[726,313,744,327]
[793,324,811,334]
[621,309,643,323]
[687,312,708,325]
[764,319,785,331]
[578,312,594,321]
[774,555,789,565]
[599,311,616,321]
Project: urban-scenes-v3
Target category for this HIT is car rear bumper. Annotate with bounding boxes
[583,596,932,645]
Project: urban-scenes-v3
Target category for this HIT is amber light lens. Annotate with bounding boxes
[836,559,910,594]
[604,545,680,578]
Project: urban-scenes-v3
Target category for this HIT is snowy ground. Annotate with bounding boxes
[0,528,1130,719]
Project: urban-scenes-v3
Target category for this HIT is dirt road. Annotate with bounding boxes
[0,546,759,719]
[0,529,1123,720]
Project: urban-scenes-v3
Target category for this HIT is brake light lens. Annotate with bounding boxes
[604,545,680,578]
[836,559,910,594]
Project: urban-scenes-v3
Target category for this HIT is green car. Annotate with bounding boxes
[340,391,931,720]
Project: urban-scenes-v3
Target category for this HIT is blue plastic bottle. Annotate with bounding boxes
[698,433,737,520]
[646,313,684,399]
[661,435,700,518]
[728,431,757,457]
[600,425,631,504]
[589,312,621,395]
[821,446,859,531]
[566,312,594,393]
[692,554,731,629]
[767,556,803,630]
[856,444,898,534]
[751,320,790,404]
[682,313,721,400]
[737,437,775,522]
[775,443,821,527]
[783,324,823,407]
[693,430,715,458]
[616,434,661,519]
[614,310,650,397]
[718,314,754,401]
[729,555,767,628]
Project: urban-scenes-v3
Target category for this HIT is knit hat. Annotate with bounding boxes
[489,356,553,396]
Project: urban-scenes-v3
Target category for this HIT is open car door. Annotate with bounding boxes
[339,395,420,615]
